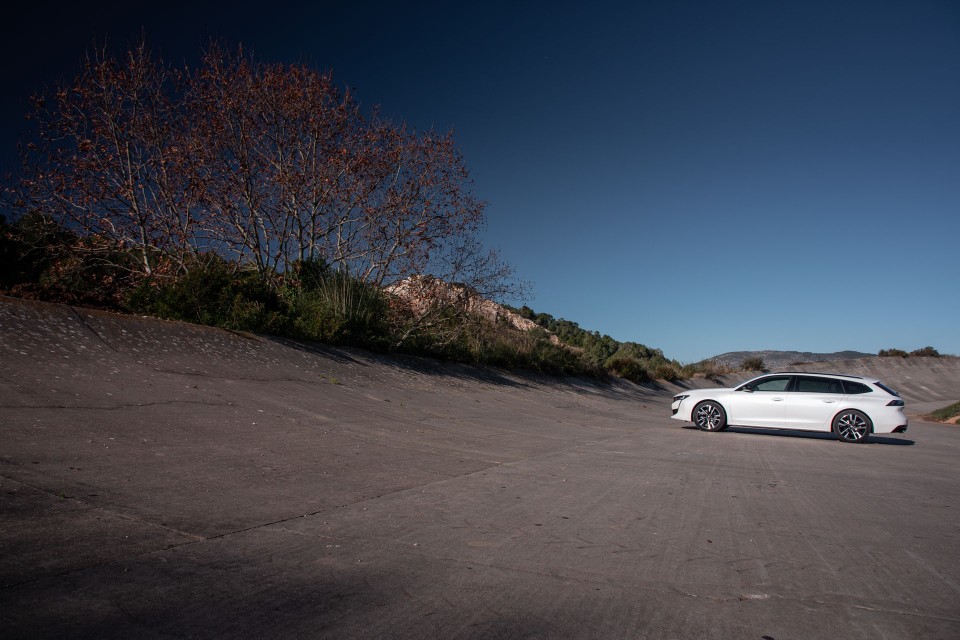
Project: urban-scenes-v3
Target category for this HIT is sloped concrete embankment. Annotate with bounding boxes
[0,296,661,586]
[3,297,960,639]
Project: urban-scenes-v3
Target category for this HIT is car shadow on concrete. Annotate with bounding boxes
[683,425,915,445]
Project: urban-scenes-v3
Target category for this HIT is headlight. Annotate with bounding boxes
[674,395,689,403]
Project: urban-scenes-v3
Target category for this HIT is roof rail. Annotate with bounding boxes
[772,371,865,379]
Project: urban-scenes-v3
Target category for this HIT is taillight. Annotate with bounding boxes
[887,399,904,407]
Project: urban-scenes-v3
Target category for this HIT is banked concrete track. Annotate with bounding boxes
[1,296,959,639]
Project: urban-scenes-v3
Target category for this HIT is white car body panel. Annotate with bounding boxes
[729,391,787,427]
[782,391,842,430]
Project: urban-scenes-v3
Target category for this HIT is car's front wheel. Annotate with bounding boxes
[833,410,871,443]
[694,401,727,432]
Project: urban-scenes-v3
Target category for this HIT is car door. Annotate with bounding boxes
[727,375,792,427]
[782,375,844,431]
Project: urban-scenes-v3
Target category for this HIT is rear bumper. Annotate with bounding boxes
[870,408,908,434]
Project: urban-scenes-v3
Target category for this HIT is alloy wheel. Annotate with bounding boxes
[836,411,870,443]
[695,402,725,431]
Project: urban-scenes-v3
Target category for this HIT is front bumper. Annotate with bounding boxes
[671,397,691,421]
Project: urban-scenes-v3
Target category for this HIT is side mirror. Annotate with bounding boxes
[740,386,754,393]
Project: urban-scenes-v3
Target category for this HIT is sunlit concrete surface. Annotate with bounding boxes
[2,297,959,639]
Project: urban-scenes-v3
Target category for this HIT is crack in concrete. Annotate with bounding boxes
[68,306,118,353]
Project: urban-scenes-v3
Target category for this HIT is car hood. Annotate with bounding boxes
[675,387,738,400]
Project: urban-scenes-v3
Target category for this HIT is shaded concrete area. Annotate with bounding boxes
[2,297,959,638]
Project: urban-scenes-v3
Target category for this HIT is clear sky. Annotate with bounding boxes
[2,1,958,362]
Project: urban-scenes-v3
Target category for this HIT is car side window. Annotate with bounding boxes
[748,376,792,392]
[843,381,872,394]
[795,376,844,394]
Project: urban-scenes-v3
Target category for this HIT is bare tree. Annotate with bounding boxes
[15,39,200,277]
[355,127,487,286]
[10,39,522,320]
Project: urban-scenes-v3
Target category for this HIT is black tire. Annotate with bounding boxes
[833,409,872,443]
[693,401,727,432]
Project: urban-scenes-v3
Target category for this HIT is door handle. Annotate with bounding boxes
[822,400,836,403]
[772,398,784,402]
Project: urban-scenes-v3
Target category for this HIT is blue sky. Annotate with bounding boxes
[2,1,958,362]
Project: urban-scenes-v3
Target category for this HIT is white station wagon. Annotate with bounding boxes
[671,372,908,443]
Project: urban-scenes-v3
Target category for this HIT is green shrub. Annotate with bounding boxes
[1,214,140,307]
[126,255,286,333]
[508,304,662,372]
[605,356,652,383]
[652,361,681,381]
[530,340,599,376]
[878,348,909,357]
[289,258,333,290]
[879,347,941,358]
[460,319,532,369]
[0,213,57,288]
[740,356,766,371]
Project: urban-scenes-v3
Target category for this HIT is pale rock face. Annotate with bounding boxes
[384,275,561,344]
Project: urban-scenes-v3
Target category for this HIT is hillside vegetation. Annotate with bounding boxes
[879,347,942,358]
[510,306,730,382]
[0,215,542,370]
[1,213,736,381]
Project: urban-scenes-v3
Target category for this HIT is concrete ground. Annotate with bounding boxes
[1,297,959,639]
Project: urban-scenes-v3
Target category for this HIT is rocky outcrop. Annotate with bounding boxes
[384,275,560,343]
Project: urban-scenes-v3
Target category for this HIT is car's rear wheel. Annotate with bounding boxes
[833,409,871,443]
[694,401,727,432]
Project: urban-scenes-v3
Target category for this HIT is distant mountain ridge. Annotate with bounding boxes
[708,350,876,370]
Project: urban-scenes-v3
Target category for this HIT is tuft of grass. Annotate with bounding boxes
[284,271,389,349]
